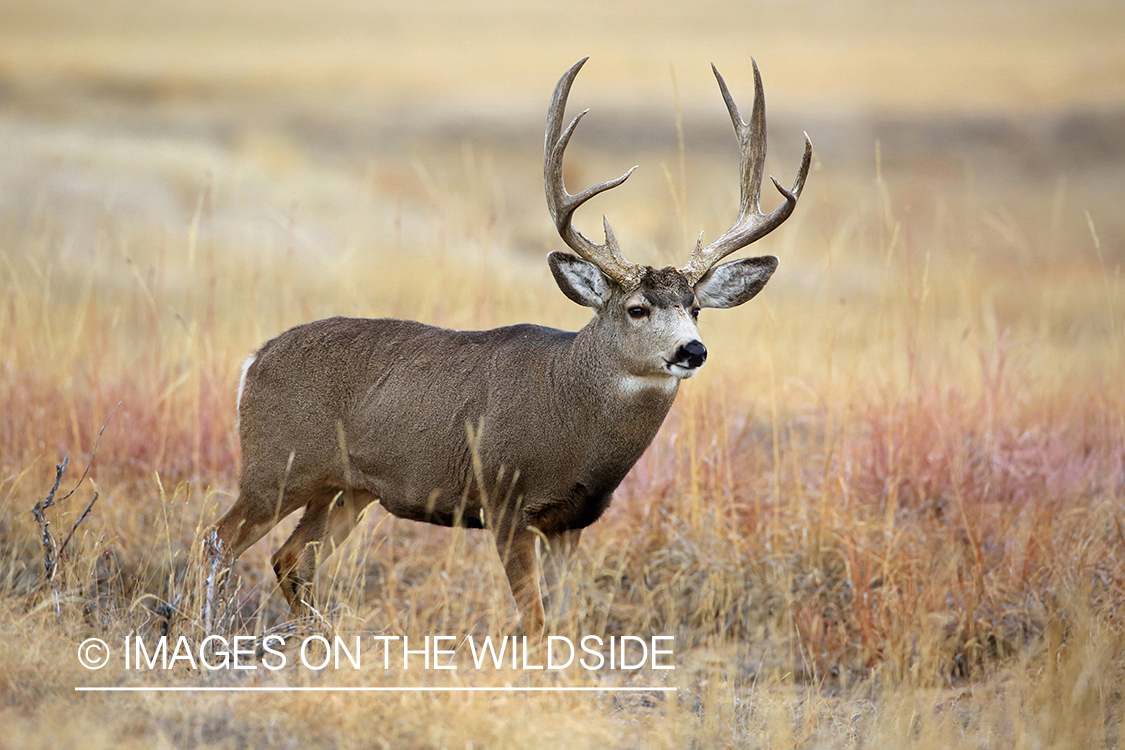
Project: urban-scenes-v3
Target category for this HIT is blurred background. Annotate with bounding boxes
[2,0,1122,268]
[2,3,1125,746]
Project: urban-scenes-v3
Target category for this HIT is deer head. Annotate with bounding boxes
[544,57,812,383]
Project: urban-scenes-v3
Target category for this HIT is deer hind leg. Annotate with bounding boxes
[324,489,373,550]
[495,527,545,641]
[204,481,307,632]
[271,489,372,620]
[541,529,582,635]
[271,493,332,620]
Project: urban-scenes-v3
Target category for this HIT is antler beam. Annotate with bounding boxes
[544,58,644,289]
[679,59,813,285]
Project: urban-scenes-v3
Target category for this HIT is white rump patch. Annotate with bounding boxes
[236,352,256,415]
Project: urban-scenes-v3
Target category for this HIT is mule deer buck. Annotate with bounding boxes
[205,57,811,638]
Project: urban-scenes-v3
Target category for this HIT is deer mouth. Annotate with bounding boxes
[665,359,701,379]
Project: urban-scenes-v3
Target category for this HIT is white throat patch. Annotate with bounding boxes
[619,373,679,397]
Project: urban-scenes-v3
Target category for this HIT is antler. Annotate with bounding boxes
[545,58,644,289]
[679,59,813,285]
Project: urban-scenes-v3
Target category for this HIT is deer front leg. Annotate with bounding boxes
[541,528,582,635]
[495,528,544,641]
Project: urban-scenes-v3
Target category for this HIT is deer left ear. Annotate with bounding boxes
[694,256,778,309]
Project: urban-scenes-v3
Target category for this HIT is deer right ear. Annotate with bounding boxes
[548,251,612,308]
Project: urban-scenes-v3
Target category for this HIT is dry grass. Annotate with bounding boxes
[2,1,1125,747]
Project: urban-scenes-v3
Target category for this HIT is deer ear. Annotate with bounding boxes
[548,251,612,308]
[694,256,778,309]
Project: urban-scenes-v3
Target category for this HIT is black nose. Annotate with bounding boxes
[675,340,707,369]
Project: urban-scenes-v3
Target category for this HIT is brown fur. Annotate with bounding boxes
[209,286,685,637]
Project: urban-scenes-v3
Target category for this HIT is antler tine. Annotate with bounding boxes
[544,58,643,288]
[680,59,813,285]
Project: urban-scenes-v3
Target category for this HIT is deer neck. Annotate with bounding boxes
[552,318,680,452]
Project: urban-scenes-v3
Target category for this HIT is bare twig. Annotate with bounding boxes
[57,489,100,561]
[30,456,68,581]
[54,401,120,506]
[29,402,121,587]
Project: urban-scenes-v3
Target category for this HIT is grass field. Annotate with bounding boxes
[2,1,1124,747]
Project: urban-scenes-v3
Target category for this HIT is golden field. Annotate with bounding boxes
[1,1,1123,747]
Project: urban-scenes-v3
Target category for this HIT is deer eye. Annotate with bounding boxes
[627,306,649,319]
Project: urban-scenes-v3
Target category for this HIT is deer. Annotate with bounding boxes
[204,57,811,639]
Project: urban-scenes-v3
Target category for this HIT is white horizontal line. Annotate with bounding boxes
[75,686,676,693]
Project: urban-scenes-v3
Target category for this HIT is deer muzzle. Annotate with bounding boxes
[673,340,707,369]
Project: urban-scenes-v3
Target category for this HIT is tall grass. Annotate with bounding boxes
[2,68,1124,750]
